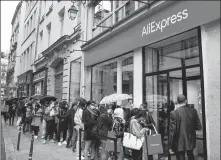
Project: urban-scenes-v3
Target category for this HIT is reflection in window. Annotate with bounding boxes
[145,37,199,73]
[92,54,133,104]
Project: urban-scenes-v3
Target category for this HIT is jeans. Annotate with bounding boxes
[66,125,73,147]
[41,119,46,136]
[45,120,56,140]
[84,140,96,160]
[176,150,195,160]
[2,112,8,123]
[75,126,85,157]
[9,111,15,125]
[23,117,32,133]
[132,148,142,160]
[31,126,39,136]
[100,140,108,160]
[57,124,68,142]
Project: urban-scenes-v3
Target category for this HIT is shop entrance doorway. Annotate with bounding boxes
[145,68,204,159]
[144,28,206,160]
[54,60,64,101]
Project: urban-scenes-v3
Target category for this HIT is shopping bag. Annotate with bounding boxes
[105,131,121,152]
[146,124,163,155]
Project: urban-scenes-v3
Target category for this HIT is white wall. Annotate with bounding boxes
[37,1,79,58]
[201,19,220,160]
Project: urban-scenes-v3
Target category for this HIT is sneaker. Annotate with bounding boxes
[50,139,55,143]
[41,136,45,139]
[76,156,85,159]
[34,136,38,139]
[62,141,67,145]
[58,142,62,146]
[42,140,46,144]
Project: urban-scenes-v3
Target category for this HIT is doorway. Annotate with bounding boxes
[54,60,64,101]
[144,28,206,160]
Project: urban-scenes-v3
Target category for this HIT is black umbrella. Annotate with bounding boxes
[19,96,28,100]
[40,96,57,103]
[30,94,43,100]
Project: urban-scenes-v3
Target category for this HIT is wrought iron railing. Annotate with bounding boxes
[92,0,159,38]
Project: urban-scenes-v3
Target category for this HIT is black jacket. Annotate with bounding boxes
[67,105,78,126]
[169,105,202,151]
[96,113,112,140]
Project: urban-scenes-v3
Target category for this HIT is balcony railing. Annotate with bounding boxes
[92,0,159,38]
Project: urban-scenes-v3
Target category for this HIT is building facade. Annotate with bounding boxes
[1,52,9,99]
[33,1,86,104]
[6,2,22,98]
[8,1,220,159]
[81,1,220,160]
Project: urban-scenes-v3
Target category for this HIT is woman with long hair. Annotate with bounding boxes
[130,110,149,160]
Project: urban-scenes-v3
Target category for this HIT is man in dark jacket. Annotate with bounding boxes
[96,105,113,160]
[66,101,77,148]
[169,95,202,160]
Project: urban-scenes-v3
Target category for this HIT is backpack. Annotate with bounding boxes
[112,118,125,138]
[59,107,68,122]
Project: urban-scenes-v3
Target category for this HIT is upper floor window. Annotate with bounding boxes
[58,8,65,37]
[46,23,51,47]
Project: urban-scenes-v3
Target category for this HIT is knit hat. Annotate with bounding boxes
[114,108,125,121]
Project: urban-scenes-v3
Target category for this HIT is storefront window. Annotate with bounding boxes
[34,81,43,95]
[144,29,205,159]
[69,58,81,105]
[145,33,200,73]
[92,53,134,104]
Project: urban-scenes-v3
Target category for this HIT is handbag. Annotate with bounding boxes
[146,124,163,155]
[123,120,144,150]
[105,122,122,152]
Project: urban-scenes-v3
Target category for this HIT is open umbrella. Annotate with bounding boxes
[31,94,43,100]
[100,93,133,104]
[19,96,28,100]
[40,96,57,103]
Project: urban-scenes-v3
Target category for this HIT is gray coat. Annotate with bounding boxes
[169,105,202,152]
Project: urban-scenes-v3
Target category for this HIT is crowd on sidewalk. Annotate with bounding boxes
[1,94,202,160]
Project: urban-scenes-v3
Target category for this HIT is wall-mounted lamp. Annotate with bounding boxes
[68,1,86,20]
[73,39,87,44]
[69,49,82,53]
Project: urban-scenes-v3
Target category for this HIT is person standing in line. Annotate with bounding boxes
[111,107,126,160]
[169,94,202,160]
[8,101,16,125]
[41,100,49,139]
[42,101,57,144]
[31,100,43,139]
[1,100,9,124]
[66,101,77,148]
[96,106,113,160]
[74,98,87,160]
[16,99,26,128]
[23,100,32,134]
[83,101,98,160]
[57,101,68,146]
[130,110,150,160]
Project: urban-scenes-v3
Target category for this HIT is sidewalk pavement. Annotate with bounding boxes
[2,123,77,160]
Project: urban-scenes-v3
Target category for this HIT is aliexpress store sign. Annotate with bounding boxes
[142,9,188,37]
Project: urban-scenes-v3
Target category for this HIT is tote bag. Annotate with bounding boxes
[123,120,144,150]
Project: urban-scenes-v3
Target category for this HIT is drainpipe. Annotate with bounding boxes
[82,2,88,98]
[33,1,42,69]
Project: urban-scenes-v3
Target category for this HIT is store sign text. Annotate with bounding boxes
[33,71,45,82]
[142,9,188,37]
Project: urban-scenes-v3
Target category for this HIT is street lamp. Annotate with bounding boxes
[68,3,78,20]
